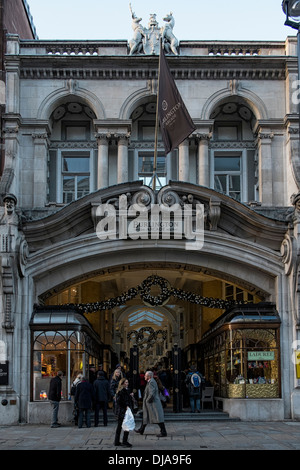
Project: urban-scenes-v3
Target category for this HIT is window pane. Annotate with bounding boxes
[63,157,89,173]
[77,176,90,199]
[215,156,240,171]
[33,350,67,401]
[138,154,166,176]
[229,175,241,200]
[214,175,226,193]
[63,176,75,203]
[139,155,153,174]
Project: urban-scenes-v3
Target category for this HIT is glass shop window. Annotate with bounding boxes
[227,329,280,399]
[32,330,84,401]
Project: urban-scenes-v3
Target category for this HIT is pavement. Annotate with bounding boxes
[1,418,300,454]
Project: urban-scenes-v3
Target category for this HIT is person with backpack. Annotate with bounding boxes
[185,365,203,413]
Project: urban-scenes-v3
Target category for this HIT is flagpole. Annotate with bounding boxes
[152,39,162,191]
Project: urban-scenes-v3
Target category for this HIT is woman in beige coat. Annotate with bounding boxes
[135,370,167,437]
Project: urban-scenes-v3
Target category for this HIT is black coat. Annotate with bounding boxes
[75,380,95,409]
[93,377,110,402]
[115,387,133,421]
[48,375,62,402]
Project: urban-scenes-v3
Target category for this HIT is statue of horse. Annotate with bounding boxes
[129,3,145,55]
[161,12,179,55]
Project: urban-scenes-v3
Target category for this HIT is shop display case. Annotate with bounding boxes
[30,306,104,401]
[201,303,281,399]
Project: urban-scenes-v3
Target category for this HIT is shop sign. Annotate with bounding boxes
[247,351,274,361]
[0,362,8,385]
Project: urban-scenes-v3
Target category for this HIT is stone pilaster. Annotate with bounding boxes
[32,132,49,207]
[256,131,274,206]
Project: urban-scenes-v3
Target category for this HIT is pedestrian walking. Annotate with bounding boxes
[134,370,167,437]
[93,371,110,426]
[113,377,134,447]
[70,373,83,425]
[48,371,63,428]
[74,376,95,428]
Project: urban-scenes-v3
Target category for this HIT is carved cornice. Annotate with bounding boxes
[23,181,288,253]
[19,65,286,81]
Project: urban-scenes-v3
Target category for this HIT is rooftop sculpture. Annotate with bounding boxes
[129,3,179,55]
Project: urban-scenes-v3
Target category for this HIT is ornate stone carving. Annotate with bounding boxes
[0,194,28,332]
[129,4,179,56]
[208,200,221,231]
[281,233,295,275]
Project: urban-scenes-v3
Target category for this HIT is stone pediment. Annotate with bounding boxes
[22,181,288,253]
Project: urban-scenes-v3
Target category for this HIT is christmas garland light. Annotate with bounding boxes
[71,275,246,314]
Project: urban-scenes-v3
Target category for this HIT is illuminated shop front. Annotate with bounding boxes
[200,303,281,400]
[30,306,104,402]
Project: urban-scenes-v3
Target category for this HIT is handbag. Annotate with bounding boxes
[122,407,135,432]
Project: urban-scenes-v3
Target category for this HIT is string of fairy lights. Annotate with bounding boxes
[71,275,246,314]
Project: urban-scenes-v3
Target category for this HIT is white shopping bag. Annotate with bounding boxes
[122,407,135,431]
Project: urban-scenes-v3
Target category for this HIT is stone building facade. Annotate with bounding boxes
[1,9,300,424]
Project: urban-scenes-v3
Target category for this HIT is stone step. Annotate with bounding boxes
[100,408,240,422]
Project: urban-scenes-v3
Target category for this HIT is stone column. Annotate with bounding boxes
[117,134,129,184]
[178,139,189,182]
[257,131,274,206]
[96,134,109,189]
[32,132,49,207]
[197,133,211,187]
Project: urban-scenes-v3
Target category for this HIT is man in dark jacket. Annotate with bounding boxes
[48,371,63,428]
[93,371,110,426]
[75,376,95,428]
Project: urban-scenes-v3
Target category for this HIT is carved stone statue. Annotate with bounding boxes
[161,12,179,56]
[129,4,145,55]
[128,4,179,55]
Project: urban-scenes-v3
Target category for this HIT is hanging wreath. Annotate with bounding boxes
[127,327,168,349]
[140,275,171,307]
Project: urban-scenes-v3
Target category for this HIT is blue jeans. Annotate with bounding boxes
[78,408,91,428]
[50,400,60,425]
[189,396,200,412]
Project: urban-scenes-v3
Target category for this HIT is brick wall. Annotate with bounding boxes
[3,0,35,39]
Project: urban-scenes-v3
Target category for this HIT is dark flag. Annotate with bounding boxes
[158,44,196,155]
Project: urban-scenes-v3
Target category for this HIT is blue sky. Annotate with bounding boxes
[27,0,292,42]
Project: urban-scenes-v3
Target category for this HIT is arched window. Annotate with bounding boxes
[48,101,97,203]
[210,99,257,203]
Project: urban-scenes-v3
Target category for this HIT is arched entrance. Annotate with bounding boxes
[25,181,287,420]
